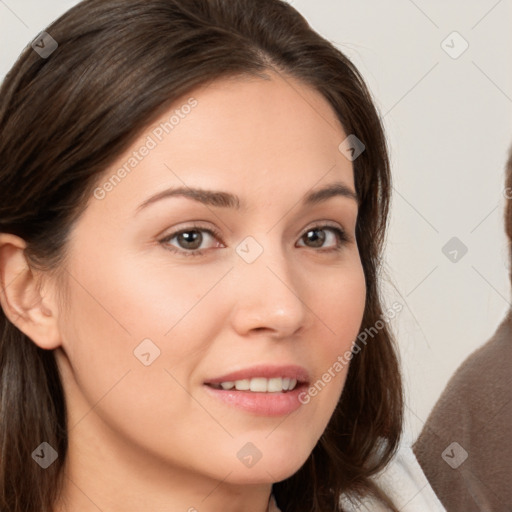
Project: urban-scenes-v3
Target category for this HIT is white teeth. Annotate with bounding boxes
[235,379,250,391]
[250,377,268,392]
[267,377,283,392]
[213,377,299,392]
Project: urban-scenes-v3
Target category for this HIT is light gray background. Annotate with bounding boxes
[1,0,511,439]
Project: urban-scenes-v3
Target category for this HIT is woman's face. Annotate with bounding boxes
[54,72,366,487]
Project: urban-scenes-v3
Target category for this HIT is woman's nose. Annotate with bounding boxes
[228,237,312,339]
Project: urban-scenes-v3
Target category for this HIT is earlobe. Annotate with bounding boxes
[0,233,62,350]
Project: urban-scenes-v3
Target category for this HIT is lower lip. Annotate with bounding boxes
[203,384,307,416]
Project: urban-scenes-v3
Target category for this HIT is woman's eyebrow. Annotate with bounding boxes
[134,181,358,215]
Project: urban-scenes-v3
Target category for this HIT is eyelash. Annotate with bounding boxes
[159,223,350,258]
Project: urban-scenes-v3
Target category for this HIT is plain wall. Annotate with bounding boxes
[1,0,512,440]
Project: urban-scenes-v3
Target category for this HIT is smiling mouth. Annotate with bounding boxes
[205,377,301,393]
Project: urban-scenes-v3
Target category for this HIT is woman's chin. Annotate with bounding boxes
[211,451,310,486]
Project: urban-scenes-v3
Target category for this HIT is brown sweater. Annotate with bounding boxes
[413,311,512,511]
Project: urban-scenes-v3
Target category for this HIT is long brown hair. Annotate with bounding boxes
[0,1,402,510]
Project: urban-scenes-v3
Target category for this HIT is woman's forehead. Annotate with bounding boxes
[89,73,355,217]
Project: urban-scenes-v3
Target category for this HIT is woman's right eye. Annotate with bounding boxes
[159,226,223,257]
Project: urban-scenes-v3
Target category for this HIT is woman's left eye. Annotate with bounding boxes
[159,224,348,257]
[297,225,348,251]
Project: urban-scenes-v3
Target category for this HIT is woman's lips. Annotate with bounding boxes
[202,364,310,416]
[202,382,308,416]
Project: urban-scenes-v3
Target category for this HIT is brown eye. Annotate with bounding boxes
[298,225,348,251]
[174,230,203,250]
[303,228,326,248]
[160,226,223,257]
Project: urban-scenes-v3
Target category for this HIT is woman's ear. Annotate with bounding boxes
[0,233,62,349]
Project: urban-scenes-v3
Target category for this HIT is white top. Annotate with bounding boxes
[341,433,446,511]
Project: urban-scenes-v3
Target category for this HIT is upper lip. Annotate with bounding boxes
[204,364,310,385]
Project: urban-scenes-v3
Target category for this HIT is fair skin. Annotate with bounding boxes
[0,72,365,512]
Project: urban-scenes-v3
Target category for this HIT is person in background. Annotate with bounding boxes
[413,147,512,511]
